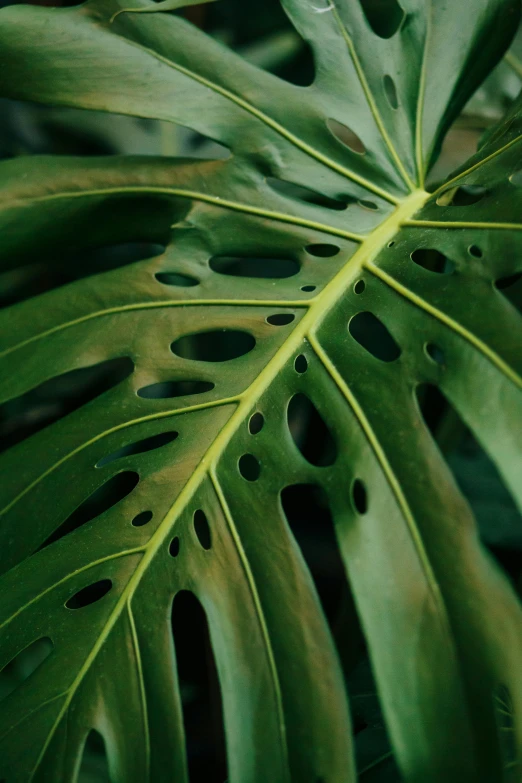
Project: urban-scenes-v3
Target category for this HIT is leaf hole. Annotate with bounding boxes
[137,380,214,399]
[359,0,406,38]
[411,248,455,274]
[351,479,368,514]
[281,484,349,630]
[96,431,178,468]
[354,280,366,294]
[510,169,522,187]
[155,272,199,288]
[436,185,488,206]
[496,272,522,290]
[171,591,227,782]
[0,638,53,704]
[79,730,110,782]
[415,383,448,436]
[301,285,316,292]
[132,511,153,527]
[425,343,445,366]
[326,118,366,154]
[268,177,348,210]
[169,536,180,558]
[358,199,378,211]
[468,245,483,258]
[238,454,261,481]
[66,579,113,610]
[182,129,231,161]
[171,331,255,362]
[388,241,395,248]
[383,74,399,109]
[249,412,265,435]
[450,431,522,558]
[0,357,133,455]
[306,244,340,258]
[209,256,299,279]
[266,313,296,326]
[415,392,522,571]
[349,312,401,362]
[294,354,308,374]
[496,271,522,314]
[194,509,212,550]
[39,472,140,551]
[287,393,337,467]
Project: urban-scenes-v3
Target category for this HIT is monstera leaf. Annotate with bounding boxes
[1,0,522,781]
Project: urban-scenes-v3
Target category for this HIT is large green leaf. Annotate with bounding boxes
[0,1,522,781]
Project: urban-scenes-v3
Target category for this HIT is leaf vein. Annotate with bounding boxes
[364,260,522,389]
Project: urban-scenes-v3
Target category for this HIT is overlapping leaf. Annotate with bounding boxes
[0,1,522,781]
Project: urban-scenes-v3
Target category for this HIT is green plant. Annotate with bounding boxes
[0,0,521,780]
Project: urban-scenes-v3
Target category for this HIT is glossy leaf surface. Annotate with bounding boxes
[0,1,521,781]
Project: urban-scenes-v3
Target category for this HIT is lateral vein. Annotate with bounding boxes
[365,260,522,389]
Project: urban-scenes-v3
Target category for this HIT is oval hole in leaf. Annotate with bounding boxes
[155,272,199,287]
[496,271,522,314]
[450,432,521,557]
[287,394,337,467]
[96,431,178,468]
[306,244,340,258]
[138,380,215,399]
[0,357,133,455]
[301,285,316,292]
[249,412,264,435]
[171,591,227,782]
[169,536,180,558]
[268,177,347,210]
[0,638,53,704]
[193,510,212,550]
[280,484,350,628]
[349,312,401,362]
[132,510,153,527]
[266,313,296,326]
[354,280,366,294]
[510,168,522,188]
[326,118,366,154]
[468,245,483,258]
[425,343,445,366]
[183,129,231,160]
[209,256,299,279]
[436,185,487,206]
[66,579,113,610]
[39,472,140,550]
[358,199,378,211]
[239,454,261,481]
[352,479,368,514]
[383,74,399,109]
[79,731,110,781]
[496,271,522,290]
[294,355,308,374]
[412,387,521,570]
[415,383,448,435]
[171,331,255,362]
[359,0,405,38]
[411,248,455,274]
